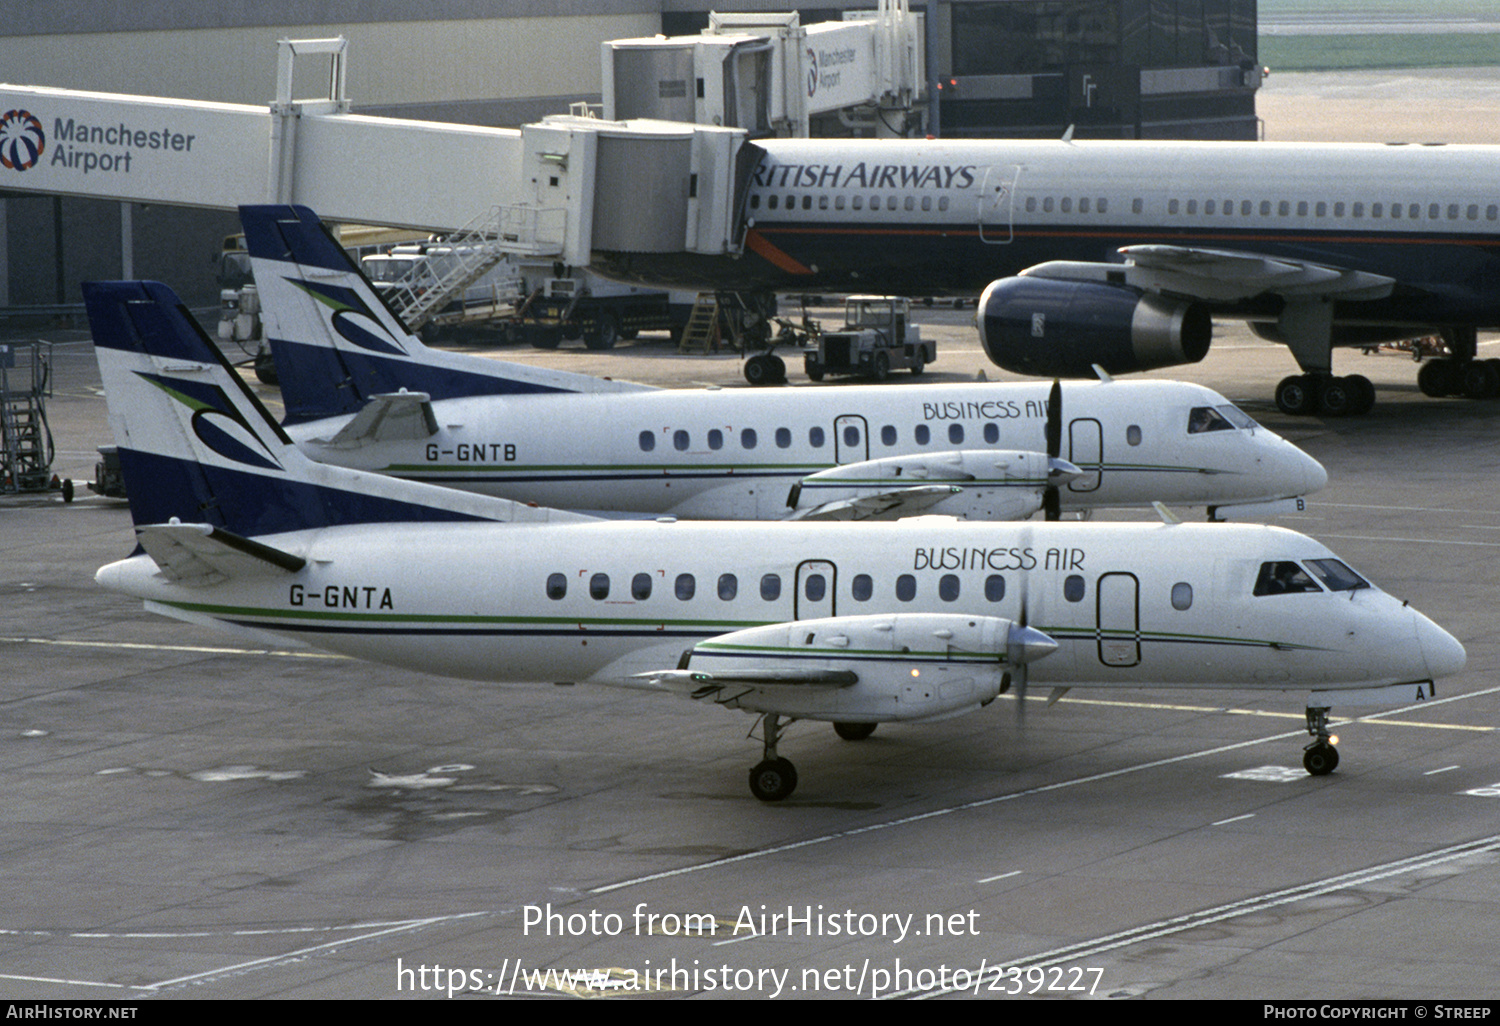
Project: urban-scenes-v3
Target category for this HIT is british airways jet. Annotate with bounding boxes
[587,137,1500,416]
[84,279,1464,800]
[244,205,1324,522]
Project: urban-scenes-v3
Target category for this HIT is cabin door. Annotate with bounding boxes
[833,415,869,464]
[1067,417,1103,492]
[978,165,1019,244]
[795,560,837,620]
[1096,572,1140,667]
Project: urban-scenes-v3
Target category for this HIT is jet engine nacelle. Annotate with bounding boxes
[978,277,1213,377]
[678,613,1057,723]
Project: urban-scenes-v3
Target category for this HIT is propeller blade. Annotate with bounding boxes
[1045,379,1063,459]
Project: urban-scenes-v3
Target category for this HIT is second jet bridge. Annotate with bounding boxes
[515,113,754,268]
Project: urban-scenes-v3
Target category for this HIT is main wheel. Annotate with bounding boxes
[744,354,772,386]
[872,350,890,382]
[1345,374,1376,415]
[1303,743,1339,776]
[767,354,787,384]
[748,758,798,801]
[833,722,877,741]
[1317,376,1355,416]
[1274,374,1319,416]
[910,346,926,375]
[1461,359,1500,399]
[1417,358,1457,397]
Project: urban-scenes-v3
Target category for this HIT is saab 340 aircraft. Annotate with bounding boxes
[85,279,1464,801]
[590,138,1500,417]
[243,205,1324,523]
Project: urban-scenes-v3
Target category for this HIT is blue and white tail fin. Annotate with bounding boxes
[84,280,590,541]
[239,204,651,424]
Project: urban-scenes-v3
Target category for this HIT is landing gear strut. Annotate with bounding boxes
[1303,705,1340,775]
[748,713,798,801]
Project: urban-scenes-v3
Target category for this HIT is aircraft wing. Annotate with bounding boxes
[1024,246,1397,303]
[318,390,439,449]
[135,521,307,586]
[634,668,859,690]
[786,484,963,521]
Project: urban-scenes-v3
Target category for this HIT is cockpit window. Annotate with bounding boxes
[1253,561,1322,596]
[1188,405,1257,434]
[1187,407,1234,433]
[1306,559,1369,592]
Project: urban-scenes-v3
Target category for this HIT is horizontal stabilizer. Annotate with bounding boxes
[136,520,306,586]
[321,390,439,448]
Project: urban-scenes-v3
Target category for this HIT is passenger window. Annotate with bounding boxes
[1171,582,1193,610]
[675,573,695,600]
[708,429,723,450]
[984,423,999,444]
[1063,575,1086,602]
[809,426,825,447]
[760,574,781,601]
[921,196,931,212]
[590,573,610,600]
[1253,561,1322,596]
[741,428,757,449]
[717,574,738,600]
[896,574,916,602]
[852,574,873,601]
[546,573,567,600]
[775,427,791,449]
[949,424,964,444]
[985,575,1005,602]
[639,430,656,452]
[804,574,826,602]
[843,424,860,447]
[1126,425,1142,446]
[882,425,898,446]
[674,429,689,451]
[914,424,930,445]
[768,195,779,210]
[1026,196,1038,213]
[632,573,652,600]
[938,197,949,212]
[939,574,960,602]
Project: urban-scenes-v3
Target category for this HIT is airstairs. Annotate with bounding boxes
[377,207,518,330]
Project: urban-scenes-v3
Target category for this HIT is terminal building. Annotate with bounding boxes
[0,1,1260,308]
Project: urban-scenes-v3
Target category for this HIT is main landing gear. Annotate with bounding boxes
[1303,706,1340,776]
[748,713,798,801]
[1417,357,1500,400]
[1274,373,1376,417]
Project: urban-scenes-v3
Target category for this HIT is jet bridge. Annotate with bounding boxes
[0,37,753,270]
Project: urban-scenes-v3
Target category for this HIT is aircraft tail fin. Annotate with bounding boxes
[84,280,588,540]
[239,204,650,424]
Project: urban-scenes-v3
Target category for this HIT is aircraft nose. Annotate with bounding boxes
[1283,443,1328,496]
[1415,612,1466,680]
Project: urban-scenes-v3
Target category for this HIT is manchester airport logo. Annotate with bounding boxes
[0,109,45,171]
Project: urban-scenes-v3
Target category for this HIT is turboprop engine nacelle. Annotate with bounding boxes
[978,276,1212,377]
[674,613,1058,722]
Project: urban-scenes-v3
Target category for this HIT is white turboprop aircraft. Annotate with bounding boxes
[86,279,1464,801]
[242,205,1325,522]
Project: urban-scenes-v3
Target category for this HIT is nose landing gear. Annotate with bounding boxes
[1303,705,1340,775]
[748,712,799,802]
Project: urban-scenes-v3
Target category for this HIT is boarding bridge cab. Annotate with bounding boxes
[512,115,750,269]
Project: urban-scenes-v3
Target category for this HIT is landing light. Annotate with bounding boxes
[1328,734,1340,747]
[910,669,921,678]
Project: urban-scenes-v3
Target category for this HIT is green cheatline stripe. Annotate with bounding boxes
[695,642,1006,661]
[380,462,824,474]
[157,599,1314,649]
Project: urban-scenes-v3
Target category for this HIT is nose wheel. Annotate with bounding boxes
[748,713,799,801]
[1303,705,1340,775]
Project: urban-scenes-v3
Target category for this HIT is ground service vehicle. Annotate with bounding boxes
[803,296,935,382]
